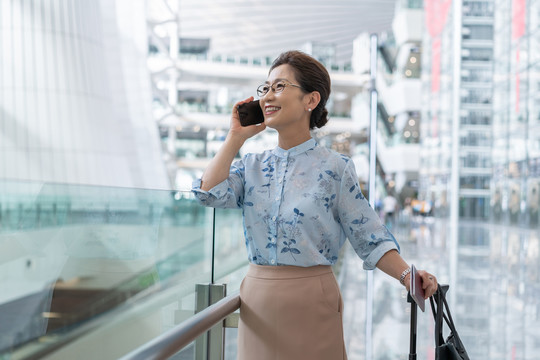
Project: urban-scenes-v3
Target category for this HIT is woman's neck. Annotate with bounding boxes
[277,130,312,150]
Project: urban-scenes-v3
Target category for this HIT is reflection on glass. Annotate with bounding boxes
[358,217,540,360]
[0,180,220,358]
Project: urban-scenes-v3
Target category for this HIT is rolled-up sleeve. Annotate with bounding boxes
[337,160,400,270]
[191,158,245,209]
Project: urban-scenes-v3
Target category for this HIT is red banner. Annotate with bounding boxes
[425,0,452,38]
[425,0,452,137]
[512,0,526,40]
[512,0,526,113]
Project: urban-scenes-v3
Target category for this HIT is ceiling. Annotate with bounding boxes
[150,0,397,65]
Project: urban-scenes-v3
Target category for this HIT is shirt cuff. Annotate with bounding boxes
[191,178,229,203]
[362,240,400,270]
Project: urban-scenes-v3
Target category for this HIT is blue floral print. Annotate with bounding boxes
[323,194,336,212]
[192,138,399,269]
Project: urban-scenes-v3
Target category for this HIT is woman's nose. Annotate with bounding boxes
[262,89,275,101]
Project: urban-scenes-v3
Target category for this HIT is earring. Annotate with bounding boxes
[308,108,312,112]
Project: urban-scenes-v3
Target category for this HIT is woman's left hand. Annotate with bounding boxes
[417,270,438,298]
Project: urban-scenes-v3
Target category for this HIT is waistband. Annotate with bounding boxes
[247,263,333,280]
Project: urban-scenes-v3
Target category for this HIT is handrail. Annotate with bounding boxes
[119,291,241,360]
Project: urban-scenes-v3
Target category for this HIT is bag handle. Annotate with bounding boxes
[429,284,465,348]
[429,284,446,346]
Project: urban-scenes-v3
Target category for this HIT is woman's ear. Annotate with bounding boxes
[305,91,321,111]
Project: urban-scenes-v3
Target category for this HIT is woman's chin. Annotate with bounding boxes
[263,118,278,129]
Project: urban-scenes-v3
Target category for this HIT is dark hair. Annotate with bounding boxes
[269,50,331,129]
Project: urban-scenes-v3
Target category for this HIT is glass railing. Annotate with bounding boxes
[0,179,247,360]
[199,53,354,74]
[4,178,534,359]
[149,52,354,73]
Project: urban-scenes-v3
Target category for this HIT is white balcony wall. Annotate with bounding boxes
[352,33,372,75]
[379,79,422,116]
[378,133,420,193]
[351,93,371,130]
[379,144,420,174]
[392,9,424,46]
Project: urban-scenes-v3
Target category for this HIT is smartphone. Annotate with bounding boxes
[410,264,426,312]
[237,100,264,126]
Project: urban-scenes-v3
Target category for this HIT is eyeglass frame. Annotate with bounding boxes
[256,79,305,97]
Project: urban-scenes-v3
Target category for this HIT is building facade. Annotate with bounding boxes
[492,0,540,226]
[420,0,494,219]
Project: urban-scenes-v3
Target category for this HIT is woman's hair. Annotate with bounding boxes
[269,50,331,129]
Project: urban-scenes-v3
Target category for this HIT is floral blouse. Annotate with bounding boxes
[192,138,399,269]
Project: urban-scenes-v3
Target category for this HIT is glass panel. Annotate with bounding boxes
[0,180,213,359]
[214,207,248,360]
[213,208,248,291]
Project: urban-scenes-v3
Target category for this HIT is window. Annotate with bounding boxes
[460,176,490,189]
[461,89,493,105]
[462,25,493,40]
[461,110,492,125]
[460,131,491,147]
[462,47,493,61]
[460,153,492,168]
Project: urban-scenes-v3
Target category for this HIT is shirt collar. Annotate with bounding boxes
[272,138,317,158]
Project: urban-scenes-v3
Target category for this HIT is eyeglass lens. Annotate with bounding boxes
[257,81,287,96]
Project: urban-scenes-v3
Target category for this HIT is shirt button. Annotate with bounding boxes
[282,163,286,167]
[272,238,276,243]
[275,197,280,201]
[272,216,277,221]
[271,259,276,264]
[278,178,283,183]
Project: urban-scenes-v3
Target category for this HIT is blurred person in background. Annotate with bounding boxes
[383,192,398,229]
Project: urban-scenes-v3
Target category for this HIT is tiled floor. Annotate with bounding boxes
[341,217,540,360]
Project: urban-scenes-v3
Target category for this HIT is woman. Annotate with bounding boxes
[192,50,437,360]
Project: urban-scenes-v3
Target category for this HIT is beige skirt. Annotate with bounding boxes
[238,264,347,360]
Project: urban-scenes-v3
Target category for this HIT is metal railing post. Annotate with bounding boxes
[120,291,240,360]
[195,284,209,359]
[194,283,227,360]
[366,32,379,360]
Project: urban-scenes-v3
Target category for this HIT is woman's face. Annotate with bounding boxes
[259,64,309,131]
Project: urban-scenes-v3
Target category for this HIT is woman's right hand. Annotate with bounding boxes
[228,97,266,141]
[200,97,265,191]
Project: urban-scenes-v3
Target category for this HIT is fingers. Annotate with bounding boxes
[234,96,255,109]
[231,96,255,128]
[232,95,254,115]
[233,96,256,117]
[418,270,438,299]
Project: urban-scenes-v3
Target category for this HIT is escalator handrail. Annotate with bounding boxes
[119,291,240,360]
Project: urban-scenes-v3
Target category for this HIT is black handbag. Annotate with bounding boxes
[430,284,470,360]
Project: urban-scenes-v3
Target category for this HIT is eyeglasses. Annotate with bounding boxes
[256,80,304,97]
